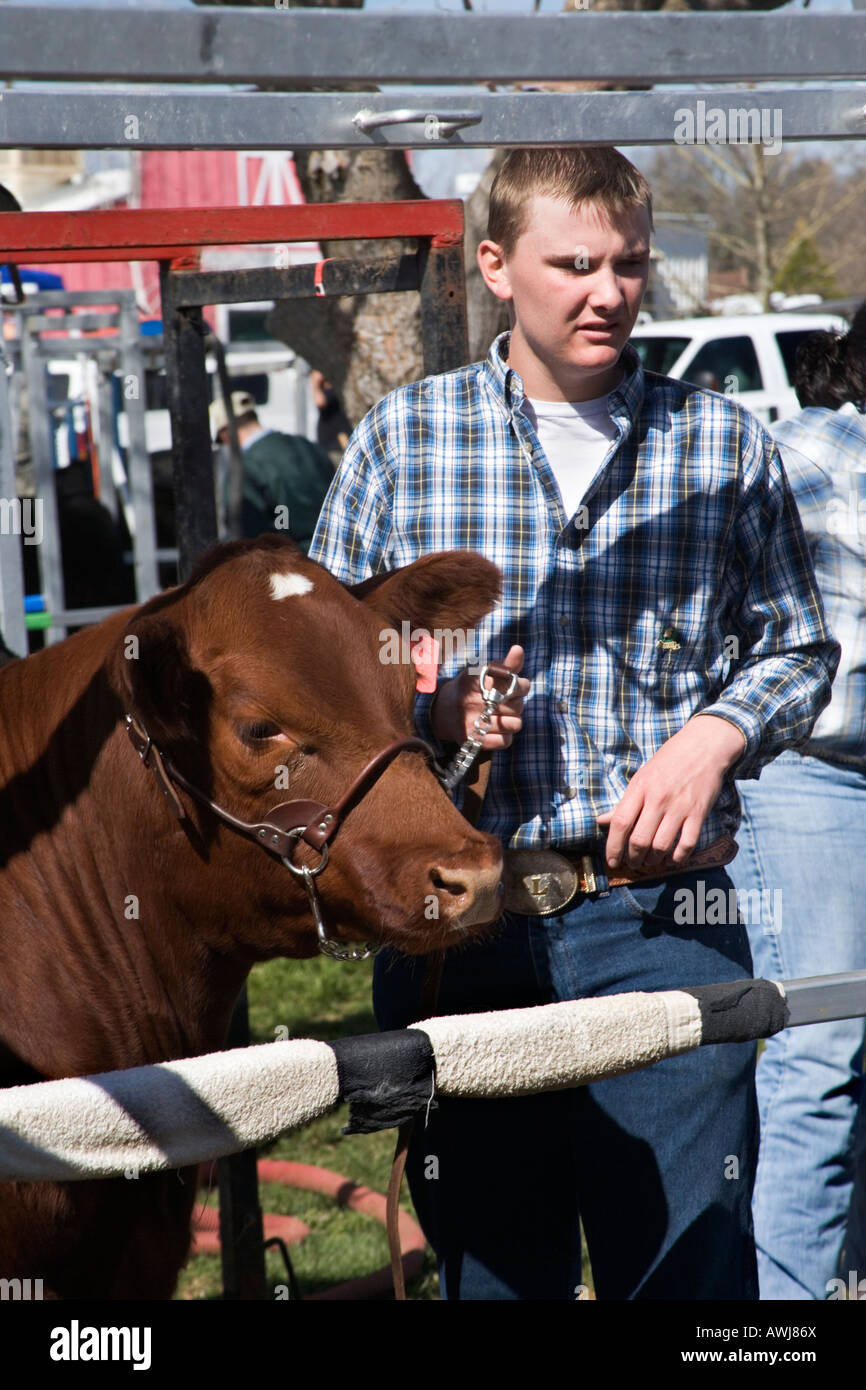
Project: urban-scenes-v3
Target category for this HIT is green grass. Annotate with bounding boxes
[175,954,594,1301]
[175,955,440,1301]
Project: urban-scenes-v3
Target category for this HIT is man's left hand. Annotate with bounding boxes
[597,715,747,871]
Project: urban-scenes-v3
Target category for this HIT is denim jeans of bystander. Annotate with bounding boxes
[731,749,866,1300]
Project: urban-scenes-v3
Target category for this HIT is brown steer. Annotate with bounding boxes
[0,535,504,1298]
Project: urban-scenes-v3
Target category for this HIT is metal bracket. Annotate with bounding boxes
[353,107,482,139]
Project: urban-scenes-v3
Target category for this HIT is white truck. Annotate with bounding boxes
[629,312,848,427]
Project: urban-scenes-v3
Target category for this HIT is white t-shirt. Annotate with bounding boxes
[523,392,619,520]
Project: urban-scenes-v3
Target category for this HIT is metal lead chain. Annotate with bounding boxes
[296,864,378,962]
[280,828,377,961]
[439,665,519,793]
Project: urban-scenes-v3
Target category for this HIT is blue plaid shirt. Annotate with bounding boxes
[772,403,866,762]
[309,333,839,851]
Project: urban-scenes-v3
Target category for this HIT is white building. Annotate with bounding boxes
[646,213,710,319]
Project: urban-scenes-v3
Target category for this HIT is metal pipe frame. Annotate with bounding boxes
[21,313,127,335]
[13,290,143,309]
[170,254,420,309]
[21,319,66,644]
[2,290,160,641]
[158,265,217,582]
[1,8,865,86]
[1,88,864,152]
[0,342,27,657]
[119,298,159,608]
[0,202,464,263]
[782,972,866,1029]
[0,199,461,586]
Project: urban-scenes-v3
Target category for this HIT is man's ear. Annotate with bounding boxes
[348,551,501,636]
[110,605,212,751]
[477,238,512,302]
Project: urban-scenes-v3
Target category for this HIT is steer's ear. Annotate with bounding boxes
[348,551,501,633]
[110,605,211,750]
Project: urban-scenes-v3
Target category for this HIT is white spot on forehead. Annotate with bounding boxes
[269,571,314,600]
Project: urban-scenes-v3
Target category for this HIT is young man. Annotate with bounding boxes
[308,148,839,1300]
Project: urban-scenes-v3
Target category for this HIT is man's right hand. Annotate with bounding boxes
[431,644,530,749]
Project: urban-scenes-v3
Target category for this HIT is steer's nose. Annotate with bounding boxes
[429,859,504,930]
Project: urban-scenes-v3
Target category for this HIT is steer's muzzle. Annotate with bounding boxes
[428,847,504,935]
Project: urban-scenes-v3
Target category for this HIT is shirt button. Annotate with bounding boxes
[557,699,568,713]
[559,615,568,627]
[562,784,577,799]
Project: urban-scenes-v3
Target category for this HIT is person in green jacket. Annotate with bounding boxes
[210,390,335,553]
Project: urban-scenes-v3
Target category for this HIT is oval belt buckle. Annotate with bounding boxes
[502,850,581,916]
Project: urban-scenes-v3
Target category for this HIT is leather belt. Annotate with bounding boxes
[502,835,739,917]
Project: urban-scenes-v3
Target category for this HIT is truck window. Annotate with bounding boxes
[227,310,275,343]
[46,373,71,406]
[682,337,763,394]
[629,335,691,375]
[228,373,269,405]
[144,369,169,412]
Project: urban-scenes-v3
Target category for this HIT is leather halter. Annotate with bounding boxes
[124,713,434,958]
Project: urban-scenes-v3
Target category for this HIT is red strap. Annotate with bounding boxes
[313,258,333,297]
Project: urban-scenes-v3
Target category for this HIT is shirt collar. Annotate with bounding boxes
[241,425,273,452]
[485,330,645,427]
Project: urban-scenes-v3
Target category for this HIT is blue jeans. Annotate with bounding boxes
[730,750,866,1301]
[374,866,759,1300]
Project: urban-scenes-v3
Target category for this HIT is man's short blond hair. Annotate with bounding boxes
[488,148,653,258]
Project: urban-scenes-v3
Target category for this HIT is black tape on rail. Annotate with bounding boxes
[683,977,790,1046]
[329,1028,436,1135]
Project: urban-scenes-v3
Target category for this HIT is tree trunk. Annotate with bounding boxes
[268,149,428,427]
[751,146,773,312]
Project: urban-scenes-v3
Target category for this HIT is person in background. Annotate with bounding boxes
[210,390,334,554]
[729,303,866,1300]
[309,369,351,467]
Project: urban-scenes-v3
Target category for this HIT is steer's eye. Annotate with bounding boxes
[239,720,283,743]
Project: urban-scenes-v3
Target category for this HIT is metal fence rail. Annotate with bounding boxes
[1,87,865,151]
[1,8,866,86]
[2,971,864,1184]
[0,202,464,261]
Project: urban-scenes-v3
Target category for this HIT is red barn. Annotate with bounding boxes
[30,150,319,316]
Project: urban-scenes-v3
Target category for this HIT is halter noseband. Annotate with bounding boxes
[125,713,433,961]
